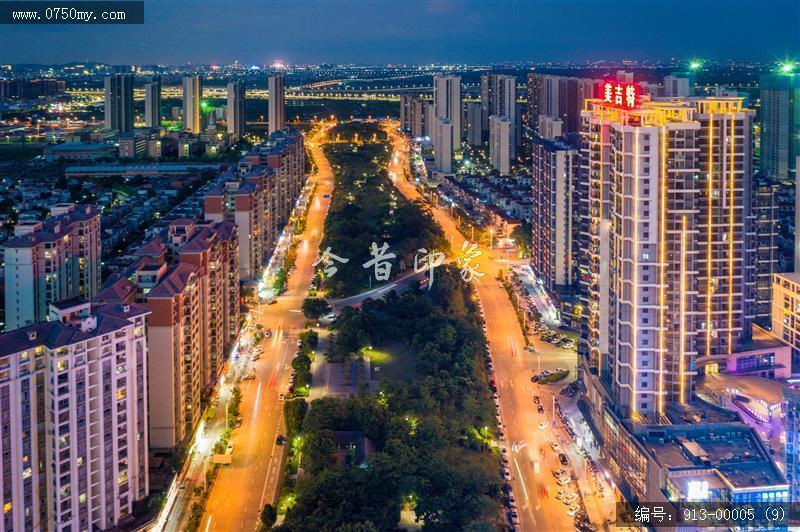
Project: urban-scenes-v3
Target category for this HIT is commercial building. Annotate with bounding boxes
[771,272,800,372]
[530,135,580,293]
[226,80,246,141]
[182,75,203,134]
[581,94,757,418]
[489,115,512,175]
[3,204,101,331]
[144,75,162,128]
[104,73,134,133]
[268,74,285,135]
[759,71,800,181]
[0,299,149,531]
[43,142,115,162]
[785,382,800,502]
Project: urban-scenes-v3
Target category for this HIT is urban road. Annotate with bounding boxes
[383,122,616,532]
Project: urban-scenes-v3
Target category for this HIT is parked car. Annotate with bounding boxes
[559,453,569,466]
[276,435,287,445]
[550,440,561,452]
[557,476,572,486]
[538,421,549,430]
[537,405,545,414]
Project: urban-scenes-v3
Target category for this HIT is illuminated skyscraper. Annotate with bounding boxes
[489,115,512,175]
[182,75,203,134]
[226,80,246,141]
[144,75,161,128]
[268,74,285,134]
[581,89,756,419]
[104,73,134,132]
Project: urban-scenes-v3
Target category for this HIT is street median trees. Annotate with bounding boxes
[302,297,331,320]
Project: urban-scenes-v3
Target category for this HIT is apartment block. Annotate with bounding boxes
[581,94,756,420]
[3,204,101,331]
[0,299,149,531]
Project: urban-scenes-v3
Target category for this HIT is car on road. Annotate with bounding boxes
[509,510,520,525]
[566,504,580,517]
[252,354,261,361]
[268,299,278,305]
[562,492,579,505]
[533,395,540,404]
[538,421,549,430]
[557,475,572,486]
[278,393,285,401]
[507,494,517,508]
[242,373,255,381]
[558,453,569,466]
[555,488,568,500]
[503,468,511,480]
[276,435,287,445]
[537,405,545,414]
[264,330,272,338]
[550,440,561,451]
[226,442,234,454]
[553,468,568,478]
[487,362,494,372]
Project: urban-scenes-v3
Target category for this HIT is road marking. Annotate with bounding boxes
[513,457,529,502]
[252,383,262,418]
[204,515,213,532]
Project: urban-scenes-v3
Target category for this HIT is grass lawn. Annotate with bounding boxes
[363,342,416,383]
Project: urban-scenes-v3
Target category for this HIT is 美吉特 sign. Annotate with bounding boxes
[599,81,639,110]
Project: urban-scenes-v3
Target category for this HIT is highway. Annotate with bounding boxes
[383,122,615,532]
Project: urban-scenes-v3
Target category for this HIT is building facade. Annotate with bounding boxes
[581,95,756,419]
[531,135,580,293]
[3,204,102,331]
[144,75,161,128]
[104,74,134,133]
[759,72,800,181]
[489,115,512,175]
[268,74,285,135]
[226,80,246,141]
[0,299,149,531]
[182,76,203,134]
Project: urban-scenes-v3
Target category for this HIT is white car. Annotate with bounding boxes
[555,488,567,500]
[566,504,580,517]
[538,421,549,430]
[557,475,572,486]
[562,492,579,505]
[503,468,511,480]
[549,440,561,451]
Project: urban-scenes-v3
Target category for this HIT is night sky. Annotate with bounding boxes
[2,0,798,64]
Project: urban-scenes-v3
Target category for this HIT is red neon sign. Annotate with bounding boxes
[597,81,639,110]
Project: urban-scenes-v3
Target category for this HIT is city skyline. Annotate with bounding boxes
[0,0,798,65]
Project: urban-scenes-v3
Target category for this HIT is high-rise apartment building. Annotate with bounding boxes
[0,299,149,530]
[531,135,580,293]
[104,73,134,133]
[205,170,271,282]
[663,74,693,97]
[432,74,461,171]
[3,204,101,331]
[480,74,516,139]
[99,220,240,450]
[244,128,306,226]
[489,115,512,175]
[582,94,756,419]
[268,74,285,134]
[759,71,800,181]
[753,181,779,325]
[226,80,246,141]
[526,73,594,135]
[144,75,161,128]
[399,95,430,138]
[182,75,203,134]
[785,383,800,502]
[433,118,453,173]
[465,102,482,146]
